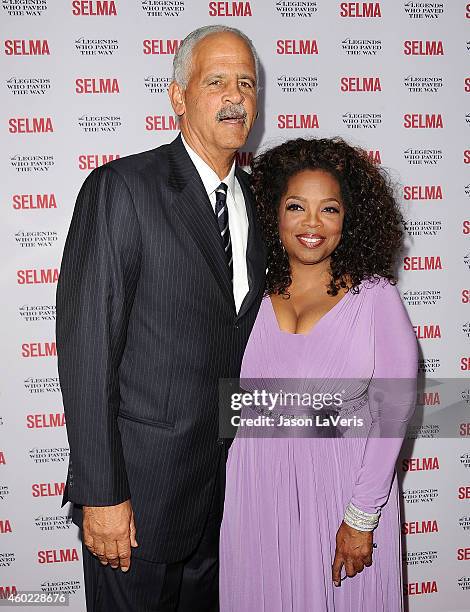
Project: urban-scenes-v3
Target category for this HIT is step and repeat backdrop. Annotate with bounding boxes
[1,1,469,610]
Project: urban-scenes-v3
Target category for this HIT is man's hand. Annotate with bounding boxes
[332,521,373,586]
[83,499,138,572]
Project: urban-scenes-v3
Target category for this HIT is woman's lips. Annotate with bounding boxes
[296,234,326,249]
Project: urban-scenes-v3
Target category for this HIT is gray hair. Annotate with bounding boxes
[172,25,259,90]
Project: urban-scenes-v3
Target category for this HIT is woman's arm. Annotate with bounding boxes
[332,280,418,586]
[348,280,418,516]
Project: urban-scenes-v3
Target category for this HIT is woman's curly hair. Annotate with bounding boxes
[251,137,404,297]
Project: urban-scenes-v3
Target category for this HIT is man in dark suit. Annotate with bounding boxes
[56,25,265,611]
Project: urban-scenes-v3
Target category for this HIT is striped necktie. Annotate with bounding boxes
[214,182,233,280]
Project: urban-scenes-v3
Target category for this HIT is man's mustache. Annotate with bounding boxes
[216,104,247,122]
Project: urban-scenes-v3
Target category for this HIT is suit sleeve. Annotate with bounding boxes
[348,281,418,515]
[56,165,142,506]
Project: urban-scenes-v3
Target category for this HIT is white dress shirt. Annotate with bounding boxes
[181,133,249,313]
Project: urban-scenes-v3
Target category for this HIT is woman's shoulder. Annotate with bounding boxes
[363,277,414,331]
[349,276,406,313]
[355,275,399,296]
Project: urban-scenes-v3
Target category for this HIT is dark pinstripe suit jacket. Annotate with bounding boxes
[56,134,266,563]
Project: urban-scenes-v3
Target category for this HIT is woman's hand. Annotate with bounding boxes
[332,521,374,586]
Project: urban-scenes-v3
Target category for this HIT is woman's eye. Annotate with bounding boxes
[286,203,304,211]
[323,206,340,214]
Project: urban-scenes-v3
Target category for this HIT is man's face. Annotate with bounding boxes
[170,32,258,155]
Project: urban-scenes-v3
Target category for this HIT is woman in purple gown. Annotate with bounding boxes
[220,137,418,611]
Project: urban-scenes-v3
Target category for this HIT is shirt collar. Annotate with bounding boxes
[180,132,236,199]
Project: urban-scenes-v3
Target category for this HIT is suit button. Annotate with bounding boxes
[234,322,239,329]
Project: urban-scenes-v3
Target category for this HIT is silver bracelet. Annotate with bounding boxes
[343,501,380,531]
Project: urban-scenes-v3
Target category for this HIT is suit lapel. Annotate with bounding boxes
[168,135,235,308]
[236,168,266,320]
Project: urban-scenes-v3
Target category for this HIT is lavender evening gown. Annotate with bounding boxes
[220,278,418,611]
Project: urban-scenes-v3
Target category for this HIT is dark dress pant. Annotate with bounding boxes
[81,455,225,612]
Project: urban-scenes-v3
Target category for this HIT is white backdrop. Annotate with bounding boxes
[1,1,469,609]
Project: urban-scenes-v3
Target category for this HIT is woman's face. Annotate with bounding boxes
[278,169,345,268]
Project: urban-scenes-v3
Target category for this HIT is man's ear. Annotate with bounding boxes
[168,81,185,117]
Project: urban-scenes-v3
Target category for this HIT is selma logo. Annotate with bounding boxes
[460,357,470,372]
[71,0,117,14]
[13,194,57,210]
[145,116,178,131]
[402,457,439,471]
[8,117,53,134]
[0,520,12,534]
[465,150,470,164]
[143,40,181,55]
[466,2,470,18]
[38,548,79,564]
[458,548,470,561]
[405,581,438,596]
[236,151,253,167]
[367,150,381,164]
[402,520,438,535]
[75,78,119,94]
[4,39,50,55]
[460,420,470,433]
[0,452,5,465]
[403,185,442,200]
[416,391,440,405]
[403,40,444,55]
[32,482,65,497]
[78,154,120,169]
[340,2,381,17]
[403,114,443,128]
[278,114,319,129]
[462,289,470,303]
[277,40,318,55]
[403,256,442,271]
[413,325,441,339]
[17,268,59,284]
[26,413,65,429]
[22,342,57,358]
[340,77,381,92]
[458,486,470,498]
[0,586,17,599]
[208,1,252,16]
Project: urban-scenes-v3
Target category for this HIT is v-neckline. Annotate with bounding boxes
[267,289,353,337]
